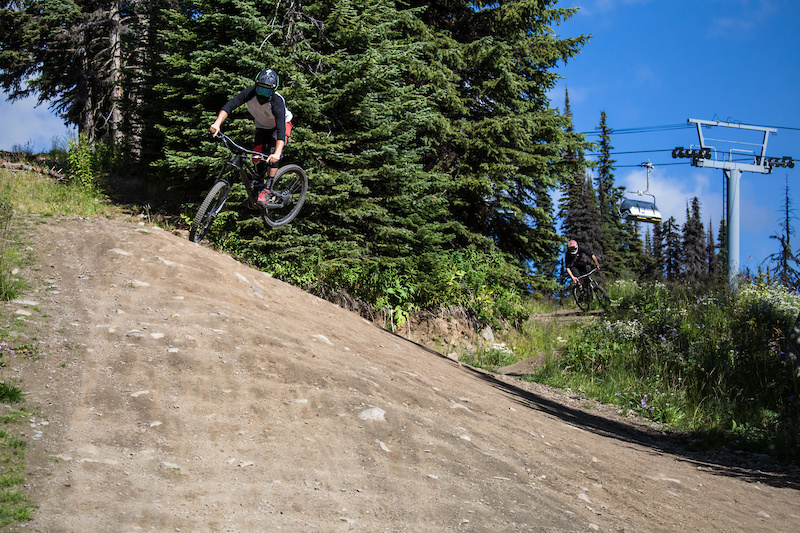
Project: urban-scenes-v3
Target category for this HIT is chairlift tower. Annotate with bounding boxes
[673,119,794,284]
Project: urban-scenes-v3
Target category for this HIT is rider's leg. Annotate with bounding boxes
[252,128,274,183]
[266,124,290,179]
[253,129,278,205]
[577,265,589,291]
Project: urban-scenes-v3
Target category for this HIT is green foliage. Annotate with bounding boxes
[0,192,22,301]
[0,346,32,526]
[531,278,800,462]
[0,382,22,404]
[460,342,517,372]
[66,133,121,190]
[0,424,32,525]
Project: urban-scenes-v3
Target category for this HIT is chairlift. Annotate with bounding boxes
[619,161,662,224]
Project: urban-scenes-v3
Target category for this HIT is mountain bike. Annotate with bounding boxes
[572,269,611,313]
[189,131,308,243]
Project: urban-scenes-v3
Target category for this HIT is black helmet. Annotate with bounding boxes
[255,68,279,98]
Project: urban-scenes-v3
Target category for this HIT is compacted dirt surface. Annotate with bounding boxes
[4,215,800,532]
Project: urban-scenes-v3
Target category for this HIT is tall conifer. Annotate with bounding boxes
[663,216,681,281]
[706,220,720,282]
[0,0,125,142]
[682,197,706,282]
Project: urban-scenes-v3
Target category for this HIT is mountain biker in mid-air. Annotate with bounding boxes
[209,67,293,208]
[564,239,601,291]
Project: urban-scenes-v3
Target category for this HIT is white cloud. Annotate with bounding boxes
[0,95,73,152]
[708,0,782,37]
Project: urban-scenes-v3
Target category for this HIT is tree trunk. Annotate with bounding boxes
[109,0,122,145]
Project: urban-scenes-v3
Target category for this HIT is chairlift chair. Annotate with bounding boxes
[619,195,662,223]
[618,160,662,224]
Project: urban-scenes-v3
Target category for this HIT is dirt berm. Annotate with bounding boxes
[6,216,800,532]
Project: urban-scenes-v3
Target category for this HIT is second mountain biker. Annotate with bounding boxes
[565,239,601,291]
[209,67,293,208]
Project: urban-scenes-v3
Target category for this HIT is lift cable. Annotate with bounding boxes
[577,122,800,136]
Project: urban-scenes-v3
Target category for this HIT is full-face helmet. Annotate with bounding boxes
[255,68,279,98]
[567,239,578,254]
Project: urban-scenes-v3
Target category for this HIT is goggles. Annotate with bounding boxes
[256,84,274,97]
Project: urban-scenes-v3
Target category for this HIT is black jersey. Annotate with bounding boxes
[565,245,594,271]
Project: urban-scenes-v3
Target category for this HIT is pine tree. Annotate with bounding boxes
[640,225,657,280]
[558,88,593,248]
[0,0,125,143]
[649,220,665,280]
[121,0,179,166]
[405,0,590,285]
[567,173,603,253]
[766,177,800,289]
[625,218,647,278]
[663,216,681,281]
[593,110,633,277]
[706,220,720,282]
[717,218,728,282]
[682,197,706,282]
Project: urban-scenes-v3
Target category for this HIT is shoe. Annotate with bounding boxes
[256,188,271,207]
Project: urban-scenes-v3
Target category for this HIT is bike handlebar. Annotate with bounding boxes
[576,268,600,280]
[213,131,268,161]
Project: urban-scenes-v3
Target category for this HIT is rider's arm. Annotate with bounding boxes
[210,87,254,135]
[591,254,600,271]
[268,96,288,163]
[566,266,578,284]
[269,140,285,164]
[209,110,228,136]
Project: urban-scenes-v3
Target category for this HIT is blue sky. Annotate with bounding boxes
[0,93,73,153]
[548,0,800,272]
[1,0,798,271]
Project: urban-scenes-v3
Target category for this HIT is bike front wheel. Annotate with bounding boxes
[572,284,590,313]
[261,164,308,228]
[594,283,611,311]
[189,180,231,243]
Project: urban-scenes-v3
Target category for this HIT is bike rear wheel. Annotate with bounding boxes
[261,164,308,228]
[189,180,231,243]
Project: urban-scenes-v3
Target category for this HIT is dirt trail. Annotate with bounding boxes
[5,216,800,532]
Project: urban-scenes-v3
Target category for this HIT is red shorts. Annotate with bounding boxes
[253,121,292,167]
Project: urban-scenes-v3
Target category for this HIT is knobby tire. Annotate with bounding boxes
[594,284,611,311]
[572,284,590,313]
[261,164,308,228]
[189,180,230,243]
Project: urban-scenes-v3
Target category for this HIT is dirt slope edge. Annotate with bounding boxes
[7,216,800,532]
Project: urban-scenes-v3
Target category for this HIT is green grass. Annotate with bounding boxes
[465,278,800,464]
[1,170,119,219]
[459,299,585,372]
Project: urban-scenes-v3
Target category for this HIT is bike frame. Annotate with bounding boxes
[215,132,267,203]
[572,268,610,312]
[576,268,600,289]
